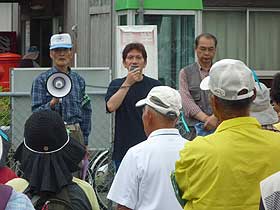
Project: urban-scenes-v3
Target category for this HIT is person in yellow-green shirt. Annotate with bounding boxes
[175,59,280,210]
[271,72,280,130]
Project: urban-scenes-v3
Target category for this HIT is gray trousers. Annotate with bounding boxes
[65,123,85,178]
[65,123,84,145]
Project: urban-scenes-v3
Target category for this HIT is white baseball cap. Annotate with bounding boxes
[200,59,255,100]
[250,82,279,125]
[135,86,182,118]
[49,33,72,50]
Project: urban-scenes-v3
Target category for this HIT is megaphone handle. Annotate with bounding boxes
[59,99,63,119]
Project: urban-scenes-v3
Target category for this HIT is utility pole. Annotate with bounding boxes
[72,0,78,67]
[138,0,144,24]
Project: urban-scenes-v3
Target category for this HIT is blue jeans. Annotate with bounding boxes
[113,160,121,172]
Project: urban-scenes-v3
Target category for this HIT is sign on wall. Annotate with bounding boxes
[116,25,158,79]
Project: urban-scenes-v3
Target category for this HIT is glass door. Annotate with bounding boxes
[139,14,195,87]
[116,10,199,88]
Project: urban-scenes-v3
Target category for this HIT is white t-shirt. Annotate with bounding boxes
[107,128,187,210]
[260,171,280,210]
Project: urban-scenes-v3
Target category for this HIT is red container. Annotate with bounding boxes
[0,53,21,91]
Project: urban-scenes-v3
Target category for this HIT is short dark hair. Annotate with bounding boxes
[122,42,147,63]
[215,96,254,112]
[195,33,217,48]
[271,73,280,104]
[146,105,177,121]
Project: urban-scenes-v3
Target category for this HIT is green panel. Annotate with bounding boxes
[116,0,203,11]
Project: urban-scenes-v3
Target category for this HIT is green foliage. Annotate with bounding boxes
[0,86,10,126]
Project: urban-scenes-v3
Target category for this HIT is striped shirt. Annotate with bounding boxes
[31,67,92,144]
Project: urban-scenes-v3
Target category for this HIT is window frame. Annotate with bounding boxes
[202,7,280,78]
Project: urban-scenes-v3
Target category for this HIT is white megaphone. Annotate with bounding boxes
[46,72,72,98]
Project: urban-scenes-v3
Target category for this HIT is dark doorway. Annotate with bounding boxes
[30,18,52,67]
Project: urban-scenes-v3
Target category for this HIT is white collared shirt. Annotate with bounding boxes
[107,128,187,210]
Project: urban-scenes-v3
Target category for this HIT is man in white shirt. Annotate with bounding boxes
[107,86,187,210]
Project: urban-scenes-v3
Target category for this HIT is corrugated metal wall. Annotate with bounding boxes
[65,0,113,68]
[63,0,114,151]
[89,0,112,68]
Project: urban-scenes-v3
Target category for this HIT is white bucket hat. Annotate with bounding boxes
[136,86,182,118]
[200,59,255,101]
[250,82,278,125]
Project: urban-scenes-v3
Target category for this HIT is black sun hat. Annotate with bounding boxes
[24,110,69,153]
[15,110,86,193]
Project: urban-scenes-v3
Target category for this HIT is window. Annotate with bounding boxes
[202,11,246,63]
[118,15,127,25]
[137,14,195,88]
[203,9,280,71]
[249,11,280,70]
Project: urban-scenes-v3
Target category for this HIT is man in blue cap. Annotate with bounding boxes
[31,33,92,146]
[19,46,40,68]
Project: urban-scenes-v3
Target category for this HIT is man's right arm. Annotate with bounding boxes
[31,76,57,112]
[194,111,210,123]
[179,69,209,122]
[106,81,131,112]
[106,69,141,112]
[179,69,218,128]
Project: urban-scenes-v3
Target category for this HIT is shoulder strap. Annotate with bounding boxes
[41,187,74,210]
[0,184,13,210]
[54,187,72,203]
[24,186,74,210]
